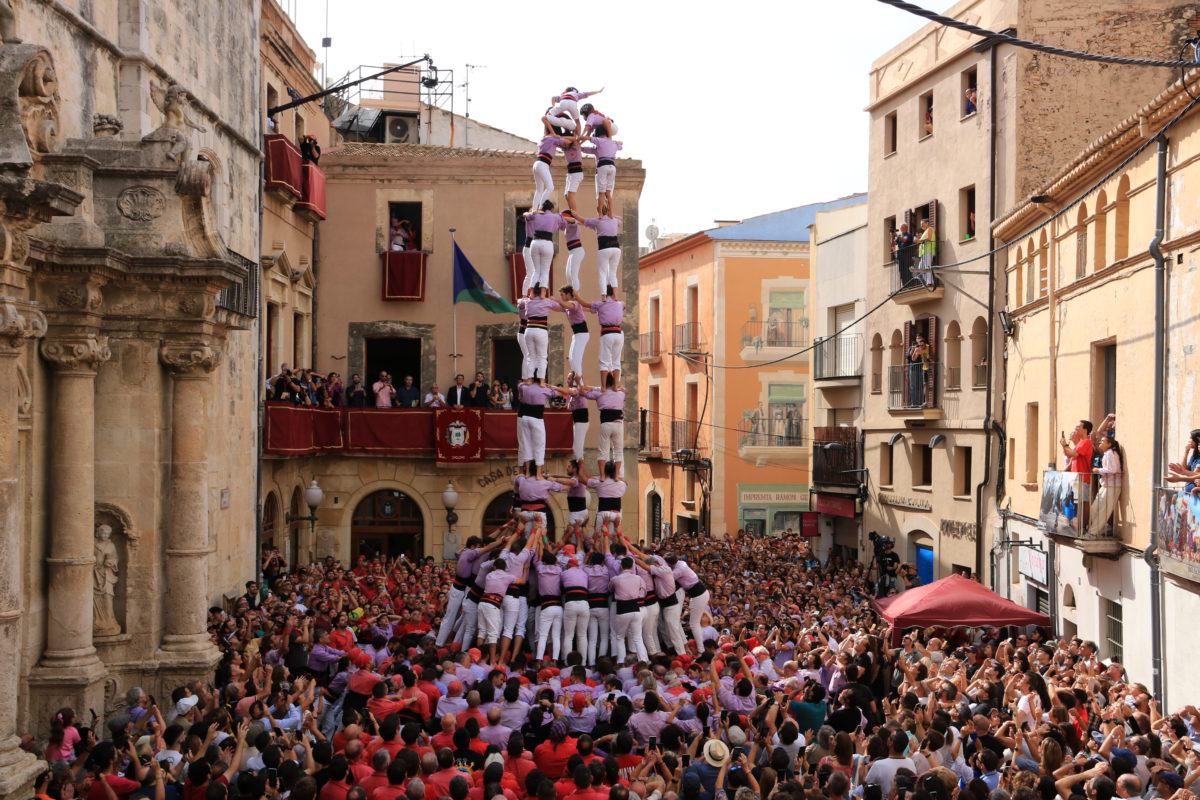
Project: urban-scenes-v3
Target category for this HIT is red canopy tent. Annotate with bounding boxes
[874,573,1050,645]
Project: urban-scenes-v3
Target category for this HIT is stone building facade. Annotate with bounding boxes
[0,2,264,798]
[260,140,645,565]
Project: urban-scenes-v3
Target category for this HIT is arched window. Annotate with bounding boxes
[1075,203,1088,280]
[889,329,904,366]
[1025,238,1036,303]
[1094,190,1108,272]
[1014,246,1023,306]
[888,329,904,407]
[870,333,884,394]
[351,489,425,561]
[1114,175,1130,261]
[944,320,962,389]
[1038,230,1049,298]
[910,532,935,584]
[970,317,988,389]
[262,491,278,547]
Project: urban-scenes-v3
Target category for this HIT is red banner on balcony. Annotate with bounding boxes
[264,134,303,198]
[435,407,484,464]
[296,162,326,220]
[344,408,435,453]
[814,493,856,519]
[381,251,427,302]
[263,403,344,455]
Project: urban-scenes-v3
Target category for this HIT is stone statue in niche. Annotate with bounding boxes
[93,522,121,636]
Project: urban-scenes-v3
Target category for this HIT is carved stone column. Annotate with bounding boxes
[38,333,110,666]
[0,298,45,799]
[159,341,221,654]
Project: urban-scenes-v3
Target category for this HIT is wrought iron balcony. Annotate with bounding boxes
[673,321,706,354]
[1038,470,1121,556]
[813,428,861,488]
[670,419,707,457]
[887,362,941,412]
[740,320,808,350]
[890,247,944,304]
[814,333,862,380]
[638,331,662,364]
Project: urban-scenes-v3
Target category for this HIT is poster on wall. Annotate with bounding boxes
[1039,470,1082,537]
[1155,488,1200,583]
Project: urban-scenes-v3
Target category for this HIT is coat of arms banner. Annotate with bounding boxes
[434,407,484,464]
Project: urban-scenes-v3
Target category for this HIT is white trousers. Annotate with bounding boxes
[596,164,616,196]
[435,585,466,646]
[569,508,589,527]
[595,509,622,536]
[573,420,589,461]
[641,601,662,656]
[596,247,620,294]
[552,98,581,124]
[517,414,532,465]
[660,599,687,654]
[520,510,547,537]
[532,162,554,211]
[525,327,549,380]
[613,609,647,662]
[565,171,584,194]
[536,604,563,661]
[562,599,591,659]
[599,332,623,373]
[565,247,585,290]
[517,330,530,379]
[681,588,710,648]
[456,597,479,646]
[478,602,502,644]
[547,108,577,131]
[568,330,589,376]
[598,420,624,465]
[501,595,528,640]
[521,244,533,294]
[1090,484,1119,537]
[529,240,554,292]
[587,606,610,664]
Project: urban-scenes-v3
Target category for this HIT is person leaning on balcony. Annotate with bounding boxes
[907,334,930,407]
[893,224,916,286]
[1089,433,1124,537]
[395,375,420,408]
[346,374,367,407]
[1061,419,1094,527]
[916,219,936,287]
[1166,428,1200,495]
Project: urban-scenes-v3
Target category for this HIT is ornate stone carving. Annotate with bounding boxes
[145,82,206,163]
[177,296,201,316]
[55,286,82,308]
[116,186,165,221]
[40,335,111,373]
[92,114,122,138]
[18,50,59,155]
[93,523,121,637]
[15,359,30,416]
[160,342,221,377]
[0,1,19,45]
[0,295,46,350]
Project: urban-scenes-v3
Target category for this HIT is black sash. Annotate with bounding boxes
[567,495,587,512]
[598,497,622,511]
[572,408,589,423]
[533,231,553,241]
[600,409,623,423]
[685,581,708,599]
[597,235,619,249]
[564,586,588,603]
[616,599,640,614]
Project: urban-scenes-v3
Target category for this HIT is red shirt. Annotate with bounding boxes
[430,731,456,752]
[456,708,487,729]
[89,776,141,800]
[505,756,538,788]
[370,786,406,800]
[358,773,391,798]
[1071,437,1093,483]
[367,738,405,760]
[534,738,579,781]
[329,628,357,652]
[319,780,352,800]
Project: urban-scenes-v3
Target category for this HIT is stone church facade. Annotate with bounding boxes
[0,2,263,798]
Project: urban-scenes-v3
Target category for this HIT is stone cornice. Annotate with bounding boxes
[0,295,46,352]
[40,334,110,373]
[160,341,221,377]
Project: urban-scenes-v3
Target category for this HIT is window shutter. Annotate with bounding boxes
[903,320,912,354]
[927,200,938,232]
[904,208,913,231]
[925,315,938,408]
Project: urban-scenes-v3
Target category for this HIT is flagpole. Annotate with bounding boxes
[449,228,461,377]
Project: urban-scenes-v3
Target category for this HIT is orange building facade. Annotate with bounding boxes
[637,197,866,540]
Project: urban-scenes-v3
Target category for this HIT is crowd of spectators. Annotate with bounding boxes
[266,367,525,411]
[21,527,1200,800]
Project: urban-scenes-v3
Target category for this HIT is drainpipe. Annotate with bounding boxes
[974,38,1001,580]
[1147,134,1168,704]
[254,76,266,586]
[669,268,677,532]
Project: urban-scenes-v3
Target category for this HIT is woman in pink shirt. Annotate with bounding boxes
[45,707,82,763]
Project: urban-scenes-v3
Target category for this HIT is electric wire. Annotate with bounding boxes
[874,0,1200,68]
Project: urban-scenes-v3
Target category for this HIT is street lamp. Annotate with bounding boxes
[442,481,459,560]
[286,477,324,545]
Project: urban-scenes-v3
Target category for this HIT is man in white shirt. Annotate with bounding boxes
[424,383,446,408]
[864,731,917,797]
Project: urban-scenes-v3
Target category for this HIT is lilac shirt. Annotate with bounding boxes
[565,301,586,326]
[519,477,566,502]
[647,561,677,597]
[582,138,622,161]
[529,211,566,235]
[590,298,624,327]
[525,297,562,317]
[583,564,611,594]
[611,571,644,602]
[564,218,581,241]
[456,548,482,581]
[583,216,622,238]
[534,561,563,595]
[671,559,701,590]
[518,382,557,408]
[562,565,588,591]
[563,141,583,164]
[479,722,514,748]
[482,568,516,595]
[584,387,625,410]
[537,135,569,159]
[587,477,627,499]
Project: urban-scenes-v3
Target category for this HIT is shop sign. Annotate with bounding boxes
[940,519,978,540]
[1018,546,1047,585]
[815,493,856,518]
[739,490,805,505]
[879,493,931,512]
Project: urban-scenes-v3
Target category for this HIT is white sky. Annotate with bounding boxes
[290,0,930,243]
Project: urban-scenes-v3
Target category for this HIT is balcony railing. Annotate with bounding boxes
[890,245,942,298]
[639,409,668,457]
[296,161,327,220]
[216,249,260,323]
[670,419,707,457]
[814,333,863,380]
[738,414,805,448]
[973,363,987,388]
[638,331,662,363]
[1038,470,1121,555]
[673,321,705,353]
[813,427,860,487]
[887,362,940,410]
[741,320,808,350]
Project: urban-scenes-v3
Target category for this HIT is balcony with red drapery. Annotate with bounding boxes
[264,134,303,198]
[381,251,427,301]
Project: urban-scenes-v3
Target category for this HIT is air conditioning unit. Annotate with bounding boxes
[383,112,419,144]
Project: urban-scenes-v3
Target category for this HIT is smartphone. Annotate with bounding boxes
[721,710,729,723]
[682,755,691,767]
[267,768,278,783]
[648,736,657,750]
[864,785,883,800]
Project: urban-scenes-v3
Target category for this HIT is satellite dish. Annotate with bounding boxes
[645,224,660,241]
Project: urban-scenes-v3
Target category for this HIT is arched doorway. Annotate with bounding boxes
[352,489,424,561]
[262,491,279,559]
[647,492,663,542]
[287,487,302,570]
[481,491,557,541]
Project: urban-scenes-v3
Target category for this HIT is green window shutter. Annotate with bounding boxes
[768,290,806,309]
[768,384,806,404]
